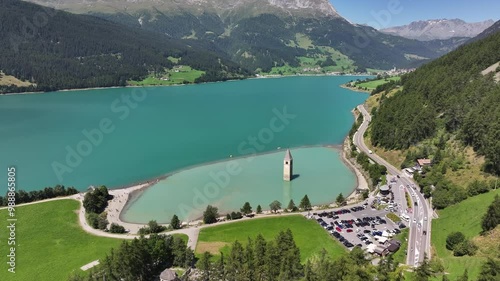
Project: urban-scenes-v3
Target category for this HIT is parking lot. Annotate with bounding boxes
[310,202,406,251]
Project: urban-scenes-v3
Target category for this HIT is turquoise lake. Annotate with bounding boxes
[122,146,356,222]
[0,76,368,217]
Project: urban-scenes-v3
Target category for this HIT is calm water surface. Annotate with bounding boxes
[0,76,368,216]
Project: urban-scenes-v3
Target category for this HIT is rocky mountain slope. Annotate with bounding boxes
[27,0,342,19]
[381,19,495,41]
[468,19,500,43]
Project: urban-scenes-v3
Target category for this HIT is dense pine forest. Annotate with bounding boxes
[370,30,500,176]
[0,0,250,93]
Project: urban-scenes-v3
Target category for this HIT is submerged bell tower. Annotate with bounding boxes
[283,149,293,181]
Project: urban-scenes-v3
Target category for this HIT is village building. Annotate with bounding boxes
[416,158,432,170]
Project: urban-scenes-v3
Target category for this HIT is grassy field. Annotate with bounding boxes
[356,76,400,90]
[431,189,500,280]
[0,199,188,281]
[196,215,346,262]
[0,200,122,281]
[128,66,204,86]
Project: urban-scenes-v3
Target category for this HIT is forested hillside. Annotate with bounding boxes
[93,10,444,73]
[0,0,249,93]
[370,29,500,176]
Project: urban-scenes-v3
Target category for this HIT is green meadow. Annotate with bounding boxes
[431,189,500,280]
[196,215,346,262]
[0,199,187,281]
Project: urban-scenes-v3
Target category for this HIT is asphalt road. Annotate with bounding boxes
[354,104,431,267]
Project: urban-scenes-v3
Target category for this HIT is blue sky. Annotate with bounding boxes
[330,0,500,29]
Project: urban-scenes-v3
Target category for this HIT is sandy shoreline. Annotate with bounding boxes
[102,182,156,233]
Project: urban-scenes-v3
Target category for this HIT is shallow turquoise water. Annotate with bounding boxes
[0,76,368,191]
[122,146,356,222]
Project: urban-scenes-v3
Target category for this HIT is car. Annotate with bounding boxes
[413,219,417,223]
[414,201,418,206]
[424,217,428,221]
[368,150,373,154]
[363,229,371,233]
[423,230,427,235]
[399,223,406,229]
[336,227,342,232]
[347,229,353,233]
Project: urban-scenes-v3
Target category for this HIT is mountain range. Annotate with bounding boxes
[1,0,497,93]
[380,19,495,41]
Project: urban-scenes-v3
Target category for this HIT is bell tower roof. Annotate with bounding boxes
[284,149,293,161]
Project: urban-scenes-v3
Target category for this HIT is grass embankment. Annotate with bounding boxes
[196,215,346,262]
[0,200,121,281]
[392,228,409,265]
[128,65,204,86]
[386,213,401,223]
[405,192,412,209]
[431,189,500,280]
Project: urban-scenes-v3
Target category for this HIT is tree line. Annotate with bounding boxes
[202,195,314,224]
[0,185,78,206]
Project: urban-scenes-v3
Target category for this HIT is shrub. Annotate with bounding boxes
[453,240,478,256]
[138,220,166,235]
[109,223,126,234]
[446,232,465,250]
[230,211,243,220]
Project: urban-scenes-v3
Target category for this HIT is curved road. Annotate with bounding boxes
[354,104,431,267]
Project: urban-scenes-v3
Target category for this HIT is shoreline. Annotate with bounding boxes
[113,143,368,226]
[340,83,371,94]
[2,73,373,96]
